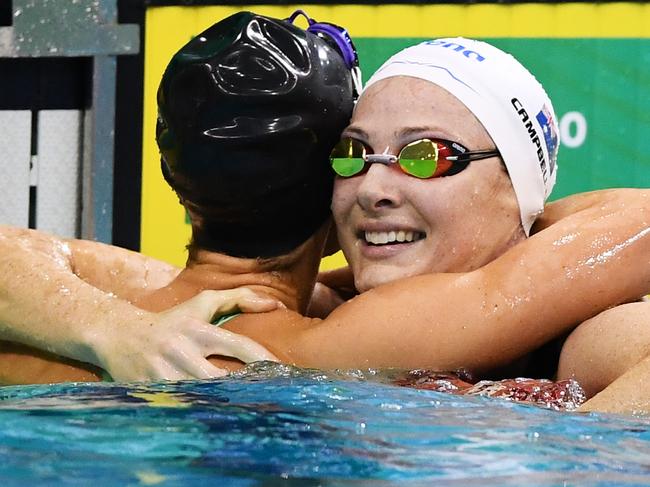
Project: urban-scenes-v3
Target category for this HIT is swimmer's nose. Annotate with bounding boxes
[356,163,402,212]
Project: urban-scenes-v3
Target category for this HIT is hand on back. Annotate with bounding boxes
[92,288,280,381]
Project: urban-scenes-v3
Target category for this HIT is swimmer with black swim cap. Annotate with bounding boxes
[157,11,357,258]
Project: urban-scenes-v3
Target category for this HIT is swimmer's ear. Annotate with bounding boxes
[323,220,340,257]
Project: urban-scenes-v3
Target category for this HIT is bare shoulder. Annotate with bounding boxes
[0,341,102,385]
[0,225,180,301]
[0,225,72,262]
[223,309,319,364]
[558,301,650,397]
[533,188,650,232]
[69,239,180,299]
[69,239,180,282]
[0,225,47,238]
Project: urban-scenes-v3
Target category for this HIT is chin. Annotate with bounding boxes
[354,265,418,293]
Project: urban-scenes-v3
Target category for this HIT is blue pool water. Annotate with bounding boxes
[1,364,650,486]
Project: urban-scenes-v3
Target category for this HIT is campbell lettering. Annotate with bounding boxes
[511,98,548,182]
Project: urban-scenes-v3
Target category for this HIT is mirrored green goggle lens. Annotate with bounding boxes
[331,157,365,177]
[398,139,439,179]
[330,138,366,176]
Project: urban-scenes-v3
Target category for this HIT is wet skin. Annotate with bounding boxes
[0,74,648,413]
[333,77,526,293]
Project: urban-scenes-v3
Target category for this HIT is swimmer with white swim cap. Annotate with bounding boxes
[0,30,648,414]
[365,38,559,234]
[333,38,561,293]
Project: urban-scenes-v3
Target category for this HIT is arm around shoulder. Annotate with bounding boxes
[255,189,650,372]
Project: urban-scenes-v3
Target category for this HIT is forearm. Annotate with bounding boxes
[0,227,156,366]
[268,189,650,371]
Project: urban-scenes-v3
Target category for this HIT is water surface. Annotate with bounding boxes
[1,364,649,486]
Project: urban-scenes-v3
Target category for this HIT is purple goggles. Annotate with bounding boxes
[286,9,362,97]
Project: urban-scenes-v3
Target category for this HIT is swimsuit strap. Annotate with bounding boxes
[212,311,242,327]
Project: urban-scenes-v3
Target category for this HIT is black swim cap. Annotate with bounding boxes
[157,11,355,258]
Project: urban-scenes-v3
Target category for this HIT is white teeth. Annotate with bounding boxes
[364,231,422,245]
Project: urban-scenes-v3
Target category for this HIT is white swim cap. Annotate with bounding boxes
[364,38,560,235]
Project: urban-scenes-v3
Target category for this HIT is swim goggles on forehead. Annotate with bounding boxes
[330,138,501,179]
[286,9,362,98]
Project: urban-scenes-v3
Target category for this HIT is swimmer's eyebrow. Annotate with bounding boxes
[398,126,460,143]
[341,126,368,140]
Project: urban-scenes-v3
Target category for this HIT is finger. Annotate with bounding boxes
[161,342,229,379]
[165,290,230,322]
[208,287,282,316]
[217,330,279,363]
[167,289,280,323]
[234,295,284,313]
[192,326,279,363]
[181,359,229,380]
[145,358,193,382]
[109,361,188,382]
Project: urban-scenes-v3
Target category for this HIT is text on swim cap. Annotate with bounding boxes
[423,40,486,62]
[511,98,548,184]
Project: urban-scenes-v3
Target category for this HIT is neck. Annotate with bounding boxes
[485,224,527,267]
[149,221,331,314]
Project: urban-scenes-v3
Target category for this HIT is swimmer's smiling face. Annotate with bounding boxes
[332,77,524,292]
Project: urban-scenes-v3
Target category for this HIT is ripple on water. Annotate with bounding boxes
[0,363,649,485]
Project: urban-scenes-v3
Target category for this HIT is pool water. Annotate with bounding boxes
[1,363,650,486]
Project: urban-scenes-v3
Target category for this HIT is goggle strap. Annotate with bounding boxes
[286,9,361,98]
[447,150,500,163]
[286,9,314,25]
[351,66,363,100]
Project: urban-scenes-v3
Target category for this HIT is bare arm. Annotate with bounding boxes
[0,226,163,361]
[556,301,650,414]
[228,189,650,372]
[578,354,650,415]
[0,227,278,382]
[2,188,648,382]
[67,238,180,301]
[309,188,628,319]
[557,301,650,397]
